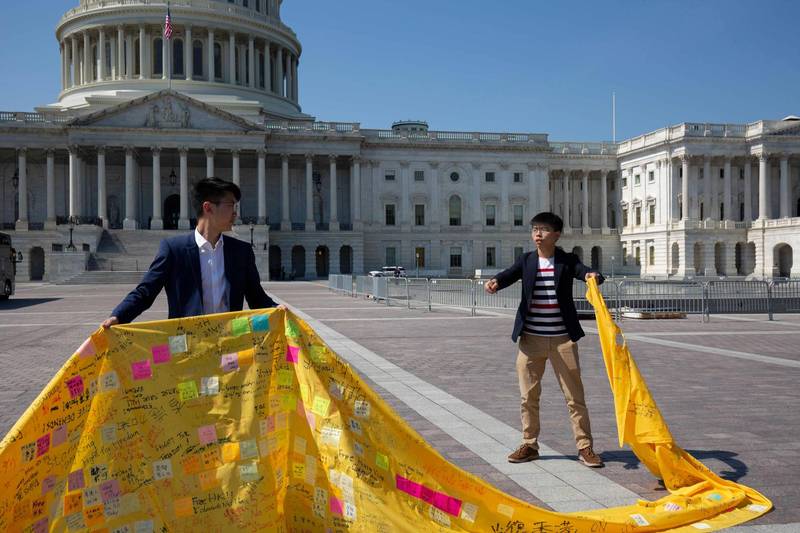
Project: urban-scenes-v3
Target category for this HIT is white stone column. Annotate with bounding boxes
[780,154,790,218]
[61,42,67,89]
[582,170,590,232]
[151,147,162,229]
[257,149,267,224]
[83,32,91,84]
[471,162,481,228]
[263,42,271,91]
[45,149,56,229]
[123,147,137,229]
[400,161,410,229]
[116,26,124,79]
[206,147,215,178]
[98,29,106,80]
[207,29,215,81]
[185,26,193,80]
[600,170,609,232]
[499,163,510,227]
[329,154,339,230]
[179,148,190,229]
[248,36,256,88]
[430,161,440,228]
[286,53,293,98]
[97,147,108,229]
[743,156,753,222]
[723,157,732,221]
[15,148,28,230]
[702,156,711,220]
[681,155,690,220]
[125,32,134,80]
[228,33,236,84]
[562,170,571,232]
[70,36,79,86]
[139,25,146,79]
[758,152,770,220]
[68,147,78,218]
[281,153,290,230]
[352,156,361,230]
[305,154,314,230]
[276,47,284,96]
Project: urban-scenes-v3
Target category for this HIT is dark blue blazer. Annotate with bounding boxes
[494,247,604,343]
[112,233,276,324]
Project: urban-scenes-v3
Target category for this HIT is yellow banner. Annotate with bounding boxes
[0,282,770,531]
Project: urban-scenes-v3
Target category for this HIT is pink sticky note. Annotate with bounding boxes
[266,415,276,433]
[51,425,67,447]
[220,353,239,372]
[152,344,171,364]
[330,497,344,515]
[41,476,56,495]
[432,492,462,516]
[131,360,152,380]
[77,337,96,358]
[286,345,300,363]
[420,485,434,504]
[99,479,121,503]
[68,469,85,491]
[66,376,84,399]
[305,409,316,430]
[36,434,50,457]
[198,425,217,445]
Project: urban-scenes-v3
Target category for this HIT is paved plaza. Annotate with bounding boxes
[1,281,799,531]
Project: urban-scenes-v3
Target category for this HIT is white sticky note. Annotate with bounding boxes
[630,514,650,526]
[692,524,711,530]
[460,502,478,523]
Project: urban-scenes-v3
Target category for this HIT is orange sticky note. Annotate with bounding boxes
[201,448,221,469]
[64,492,83,515]
[221,442,240,463]
[83,505,105,528]
[238,347,255,366]
[198,470,219,491]
[174,497,193,517]
[181,454,201,476]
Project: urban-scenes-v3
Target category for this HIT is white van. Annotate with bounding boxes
[0,232,15,300]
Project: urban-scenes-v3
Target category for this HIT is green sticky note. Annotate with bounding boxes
[309,345,327,364]
[232,317,251,336]
[177,381,199,402]
[280,394,297,411]
[311,396,331,417]
[277,369,294,388]
[376,452,389,470]
[285,320,300,338]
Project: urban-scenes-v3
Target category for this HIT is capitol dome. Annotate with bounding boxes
[45,0,309,121]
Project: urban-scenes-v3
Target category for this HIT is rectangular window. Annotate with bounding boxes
[415,247,426,268]
[385,204,396,226]
[635,206,642,226]
[649,204,655,224]
[648,170,655,182]
[514,246,524,261]
[720,203,724,220]
[649,246,655,266]
[513,205,524,226]
[634,174,641,186]
[485,171,495,183]
[385,170,395,181]
[622,208,629,227]
[385,247,396,266]
[414,204,425,226]
[622,247,628,266]
[700,203,704,220]
[449,247,462,268]
[720,168,724,178]
[610,180,616,191]
[485,205,496,226]
[513,172,523,183]
[621,177,628,188]
[414,170,425,182]
[486,247,496,267]
[635,247,641,266]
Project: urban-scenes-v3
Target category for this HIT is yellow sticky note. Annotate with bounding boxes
[292,462,305,479]
[280,394,296,412]
[174,497,193,517]
[221,442,240,463]
[376,452,389,470]
[238,347,255,366]
[300,384,310,404]
[277,369,293,387]
[312,396,331,417]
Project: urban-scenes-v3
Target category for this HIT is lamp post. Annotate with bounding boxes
[415,251,420,278]
[249,223,255,248]
[66,216,76,251]
[169,168,177,187]
[610,255,615,279]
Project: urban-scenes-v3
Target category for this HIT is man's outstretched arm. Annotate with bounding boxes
[243,246,281,310]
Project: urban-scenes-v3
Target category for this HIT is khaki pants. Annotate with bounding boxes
[516,333,592,451]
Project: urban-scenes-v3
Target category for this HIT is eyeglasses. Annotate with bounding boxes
[531,226,554,234]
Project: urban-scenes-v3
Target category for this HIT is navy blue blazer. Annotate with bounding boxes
[493,247,604,343]
[112,233,276,324]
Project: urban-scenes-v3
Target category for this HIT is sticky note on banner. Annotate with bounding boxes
[177,380,199,402]
[36,434,50,457]
[169,334,187,354]
[174,497,193,518]
[220,352,239,372]
[152,344,170,364]
[232,317,251,336]
[312,396,331,417]
[66,376,84,398]
[131,359,152,380]
[240,463,260,482]
[239,347,255,366]
[376,452,389,470]
[285,320,300,338]
[198,424,218,445]
[286,344,300,363]
[277,369,293,387]
[152,459,173,480]
[251,314,270,333]
[222,442,240,463]
[199,470,219,491]
[52,425,67,447]
[68,469,85,491]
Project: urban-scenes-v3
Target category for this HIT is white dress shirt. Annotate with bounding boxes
[195,229,229,314]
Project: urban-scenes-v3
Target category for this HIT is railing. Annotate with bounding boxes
[361,129,550,145]
[550,141,617,155]
[0,111,71,124]
[329,277,800,321]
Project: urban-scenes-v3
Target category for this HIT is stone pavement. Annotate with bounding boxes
[1,281,799,530]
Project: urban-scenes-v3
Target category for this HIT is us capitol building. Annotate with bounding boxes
[1,0,799,282]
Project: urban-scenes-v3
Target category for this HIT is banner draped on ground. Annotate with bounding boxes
[0,282,770,532]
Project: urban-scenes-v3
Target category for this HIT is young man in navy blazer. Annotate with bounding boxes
[102,178,283,327]
[485,212,605,467]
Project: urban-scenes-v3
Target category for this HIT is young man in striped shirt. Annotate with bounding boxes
[485,212,605,467]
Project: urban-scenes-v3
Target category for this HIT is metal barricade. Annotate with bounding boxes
[428,279,475,312]
[706,280,770,319]
[385,278,409,306]
[769,280,800,314]
[473,280,521,311]
[405,278,431,309]
[617,280,705,320]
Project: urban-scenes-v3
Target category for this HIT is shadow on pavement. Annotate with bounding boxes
[0,298,62,309]
[599,449,749,481]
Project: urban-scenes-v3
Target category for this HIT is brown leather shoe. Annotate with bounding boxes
[578,446,604,468]
[507,444,539,463]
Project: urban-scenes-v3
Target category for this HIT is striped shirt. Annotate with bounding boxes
[523,256,567,337]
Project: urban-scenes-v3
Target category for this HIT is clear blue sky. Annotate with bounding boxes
[1,1,798,141]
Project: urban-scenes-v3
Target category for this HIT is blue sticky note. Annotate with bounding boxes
[251,315,270,333]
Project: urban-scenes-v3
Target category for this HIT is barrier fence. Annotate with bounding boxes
[327,275,800,321]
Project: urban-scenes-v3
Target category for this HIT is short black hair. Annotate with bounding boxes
[530,212,563,232]
[193,178,241,218]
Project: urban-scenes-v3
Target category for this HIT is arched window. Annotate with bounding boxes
[449,196,461,226]
[214,43,222,80]
[153,38,163,76]
[258,51,265,88]
[192,40,204,78]
[173,39,184,76]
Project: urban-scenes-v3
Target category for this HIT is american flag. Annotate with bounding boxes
[163,5,173,40]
